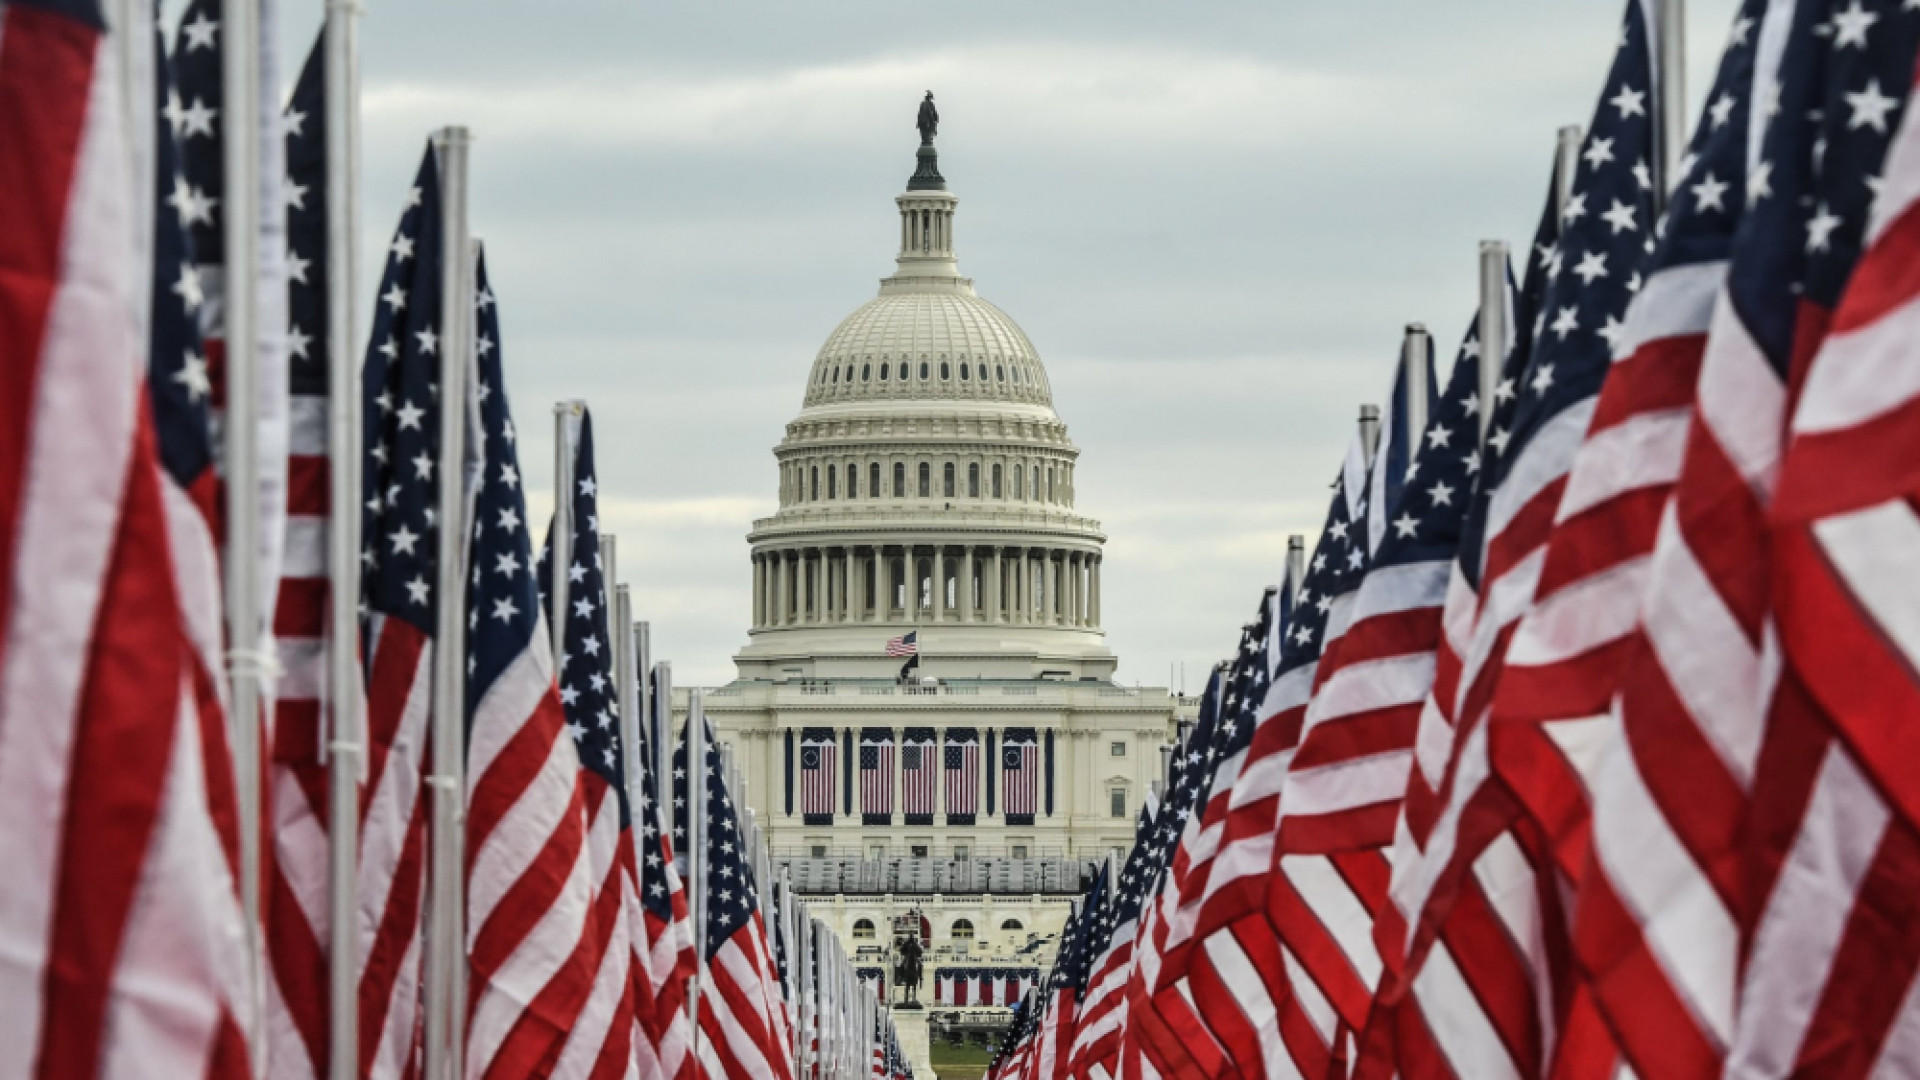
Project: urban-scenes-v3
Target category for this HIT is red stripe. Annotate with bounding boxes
[359,778,428,1080]
[37,414,185,1078]
[268,841,332,1074]
[275,576,327,637]
[286,452,329,517]
[468,769,589,986]
[0,4,97,649]
[467,688,566,869]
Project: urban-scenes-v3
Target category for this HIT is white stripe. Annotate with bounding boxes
[1813,501,1920,689]
[1727,747,1889,1080]
[1285,749,1416,822]
[1640,505,1765,787]
[279,514,327,580]
[1590,707,1737,1045]
[1279,853,1382,989]
[1793,294,1920,437]
[1300,651,1435,735]
[1554,406,1689,522]
[0,31,139,1070]
[100,682,247,1080]
[1413,941,1524,1080]
[1203,933,1302,1080]
[288,393,327,457]
[1504,555,1650,669]
[1485,400,1594,542]
[1695,298,1786,489]
[1350,559,1448,625]
[1614,260,1723,360]
[1282,943,1339,1043]
[551,856,632,1080]
[369,930,422,1080]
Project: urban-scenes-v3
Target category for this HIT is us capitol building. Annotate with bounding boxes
[680,109,1186,1005]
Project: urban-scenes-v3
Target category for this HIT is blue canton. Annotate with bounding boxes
[150,30,213,487]
[674,717,763,959]
[539,412,629,823]
[284,41,329,404]
[360,147,444,638]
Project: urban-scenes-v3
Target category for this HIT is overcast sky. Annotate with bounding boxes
[318,1,1741,689]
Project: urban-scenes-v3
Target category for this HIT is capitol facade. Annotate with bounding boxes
[680,123,1185,982]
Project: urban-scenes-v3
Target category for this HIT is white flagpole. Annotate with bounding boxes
[1400,324,1431,450]
[549,400,582,666]
[1476,241,1509,446]
[1285,534,1306,605]
[687,689,710,1051]
[1356,403,1381,471]
[630,619,651,809]
[1555,125,1583,221]
[615,584,638,807]
[323,3,366,1078]
[424,125,475,1080]
[1654,0,1687,210]
[219,0,268,1051]
[653,660,675,845]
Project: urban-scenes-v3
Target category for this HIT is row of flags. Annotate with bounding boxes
[987,1,1920,1078]
[0,1,916,1078]
[805,726,1043,823]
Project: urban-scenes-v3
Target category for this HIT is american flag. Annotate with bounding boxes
[885,630,918,657]
[676,715,797,1080]
[533,408,650,1076]
[1031,865,1107,1080]
[0,2,250,1071]
[1764,21,1920,1076]
[1062,793,1159,1080]
[172,0,291,670]
[628,642,697,1079]
[901,727,937,823]
[355,143,450,1080]
[1650,5,1920,1078]
[860,729,895,824]
[1390,9,1663,1074]
[462,257,604,1079]
[1470,3,1770,1077]
[261,34,346,1077]
[1002,729,1038,822]
[1117,671,1233,1080]
[944,728,980,823]
[801,728,837,822]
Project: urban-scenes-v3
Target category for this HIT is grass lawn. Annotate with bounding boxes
[929,1040,996,1080]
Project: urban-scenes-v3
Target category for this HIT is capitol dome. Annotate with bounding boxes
[735,123,1113,682]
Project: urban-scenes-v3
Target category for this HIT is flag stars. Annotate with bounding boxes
[174,352,211,401]
[383,284,408,312]
[1392,512,1420,539]
[416,327,439,355]
[1425,424,1452,449]
[1551,306,1580,340]
[1584,135,1616,169]
[181,10,219,49]
[1847,80,1899,133]
[1807,203,1844,252]
[396,400,425,430]
[1831,1,1879,48]
[1692,171,1730,212]
[1708,93,1738,130]
[1573,251,1609,284]
[1531,364,1556,396]
[172,263,205,310]
[405,577,430,606]
[1601,200,1638,234]
[389,524,421,555]
[391,234,415,262]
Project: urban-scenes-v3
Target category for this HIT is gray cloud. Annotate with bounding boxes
[291,0,1740,686]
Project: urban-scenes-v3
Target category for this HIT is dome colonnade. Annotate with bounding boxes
[750,543,1102,629]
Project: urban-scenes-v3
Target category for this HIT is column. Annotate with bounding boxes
[1044,552,1058,625]
[1090,556,1102,626]
[772,552,786,626]
[752,554,766,628]
[814,552,826,624]
[932,546,946,622]
[880,548,894,622]
[960,547,975,622]
[1064,553,1077,627]
[988,549,1002,624]
[1072,554,1085,626]
[1023,550,1037,623]
[843,548,856,623]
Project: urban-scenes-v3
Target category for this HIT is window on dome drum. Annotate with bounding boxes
[960,363,969,381]
[918,463,931,498]
[1111,788,1128,818]
[1112,741,1127,757]
[1013,367,1022,384]
[895,462,907,499]
[943,463,955,498]
[1048,468,1055,502]
[992,464,1003,498]
[951,920,975,942]
[1012,466,1023,499]
[968,463,980,498]
[830,367,838,383]
[827,468,837,499]
[879,362,889,381]
[1032,467,1040,501]
[862,363,871,381]
[847,463,857,498]
[920,361,930,380]
[940,362,951,380]
[870,463,881,499]
[1001,919,1023,932]
[810,467,819,501]
[997,364,1006,381]
[852,920,876,940]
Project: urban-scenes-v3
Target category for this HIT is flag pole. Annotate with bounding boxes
[1476,241,1509,445]
[615,584,639,808]
[1654,0,1687,209]
[653,660,675,845]
[424,124,475,1080]
[550,400,582,666]
[632,620,652,808]
[1357,403,1381,470]
[1286,534,1306,605]
[323,3,365,1078]
[687,688,710,1056]
[1400,324,1431,449]
[1555,124,1583,221]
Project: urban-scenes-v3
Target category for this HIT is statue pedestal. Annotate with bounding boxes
[891,1007,936,1080]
